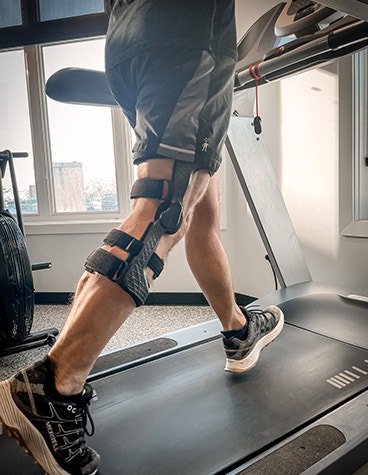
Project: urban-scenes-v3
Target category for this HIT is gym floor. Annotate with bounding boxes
[0,304,216,380]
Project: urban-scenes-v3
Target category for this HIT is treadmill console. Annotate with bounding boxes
[275,0,340,36]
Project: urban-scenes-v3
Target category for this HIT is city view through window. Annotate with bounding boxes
[43,39,119,214]
[1,39,128,217]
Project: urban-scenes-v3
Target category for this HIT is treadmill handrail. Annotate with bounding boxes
[318,0,368,22]
[235,18,368,90]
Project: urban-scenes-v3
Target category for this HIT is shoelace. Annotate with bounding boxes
[242,305,265,318]
[243,307,276,331]
[77,385,97,437]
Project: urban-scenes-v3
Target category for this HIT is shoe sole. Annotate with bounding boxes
[0,379,98,475]
[224,306,284,373]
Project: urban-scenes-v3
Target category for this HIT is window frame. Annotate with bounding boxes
[0,0,134,236]
[340,52,368,238]
[0,0,111,49]
[353,50,368,222]
[20,43,134,236]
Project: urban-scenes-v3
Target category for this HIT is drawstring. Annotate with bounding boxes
[83,405,95,438]
[248,63,263,135]
[79,386,97,437]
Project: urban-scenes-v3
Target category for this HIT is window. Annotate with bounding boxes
[42,40,119,214]
[0,39,133,229]
[0,0,110,50]
[39,0,105,22]
[0,50,37,215]
[0,1,129,232]
[340,51,368,238]
[353,50,368,221]
[0,0,22,28]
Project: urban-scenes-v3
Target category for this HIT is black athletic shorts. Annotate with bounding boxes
[106,49,236,174]
[105,0,237,175]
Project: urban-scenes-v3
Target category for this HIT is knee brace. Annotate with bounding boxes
[84,161,198,306]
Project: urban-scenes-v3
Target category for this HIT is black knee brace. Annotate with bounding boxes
[84,161,198,306]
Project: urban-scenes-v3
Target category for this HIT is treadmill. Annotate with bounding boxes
[2,2,368,474]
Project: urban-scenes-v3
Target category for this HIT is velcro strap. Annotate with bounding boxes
[130,178,173,201]
[148,253,164,279]
[103,229,143,256]
[85,248,125,280]
[85,234,164,280]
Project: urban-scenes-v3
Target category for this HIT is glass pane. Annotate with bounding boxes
[0,50,38,215]
[43,39,118,213]
[39,0,105,21]
[0,0,22,28]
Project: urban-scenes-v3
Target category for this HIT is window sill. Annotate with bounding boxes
[24,217,125,235]
[341,220,368,239]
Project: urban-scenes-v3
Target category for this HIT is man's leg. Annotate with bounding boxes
[185,174,246,331]
[185,173,284,373]
[49,159,210,396]
[0,158,211,475]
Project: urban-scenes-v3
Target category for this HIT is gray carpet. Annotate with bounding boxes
[0,305,216,380]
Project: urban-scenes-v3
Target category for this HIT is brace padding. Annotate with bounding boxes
[130,178,173,201]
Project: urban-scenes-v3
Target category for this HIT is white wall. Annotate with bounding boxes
[27,1,368,298]
[274,59,368,295]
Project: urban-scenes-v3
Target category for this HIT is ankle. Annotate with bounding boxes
[47,355,85,397]
[222,307,247,332]
[54,380,84,398]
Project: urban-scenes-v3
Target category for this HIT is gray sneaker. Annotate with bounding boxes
[223,305,284,373]
[0,357,100,475]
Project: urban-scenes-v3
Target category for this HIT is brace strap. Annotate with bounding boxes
[105,228,164,276]
[130,178,173,201]
[85,229,164,282]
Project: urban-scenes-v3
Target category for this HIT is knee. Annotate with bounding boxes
[137,158,174,181]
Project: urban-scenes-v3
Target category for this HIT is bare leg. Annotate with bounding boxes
[185,175,246,331]
[48,159,212,396]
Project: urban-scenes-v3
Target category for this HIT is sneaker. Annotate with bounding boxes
[223,305,284,373]
[0,357,100,475]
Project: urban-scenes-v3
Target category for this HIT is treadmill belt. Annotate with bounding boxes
[1,325,368,474]
[239,424,346,475]
[280,293,368,349]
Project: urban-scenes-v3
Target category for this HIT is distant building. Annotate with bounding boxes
[53,162,85,212]
[28,184,37,199]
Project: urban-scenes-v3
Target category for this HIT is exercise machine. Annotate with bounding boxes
[0,150,58,356]
[1,1,368,473]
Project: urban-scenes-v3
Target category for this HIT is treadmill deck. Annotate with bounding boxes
[1,320,368,474]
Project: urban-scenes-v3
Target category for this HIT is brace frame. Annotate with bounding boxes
[84,161,197,306]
